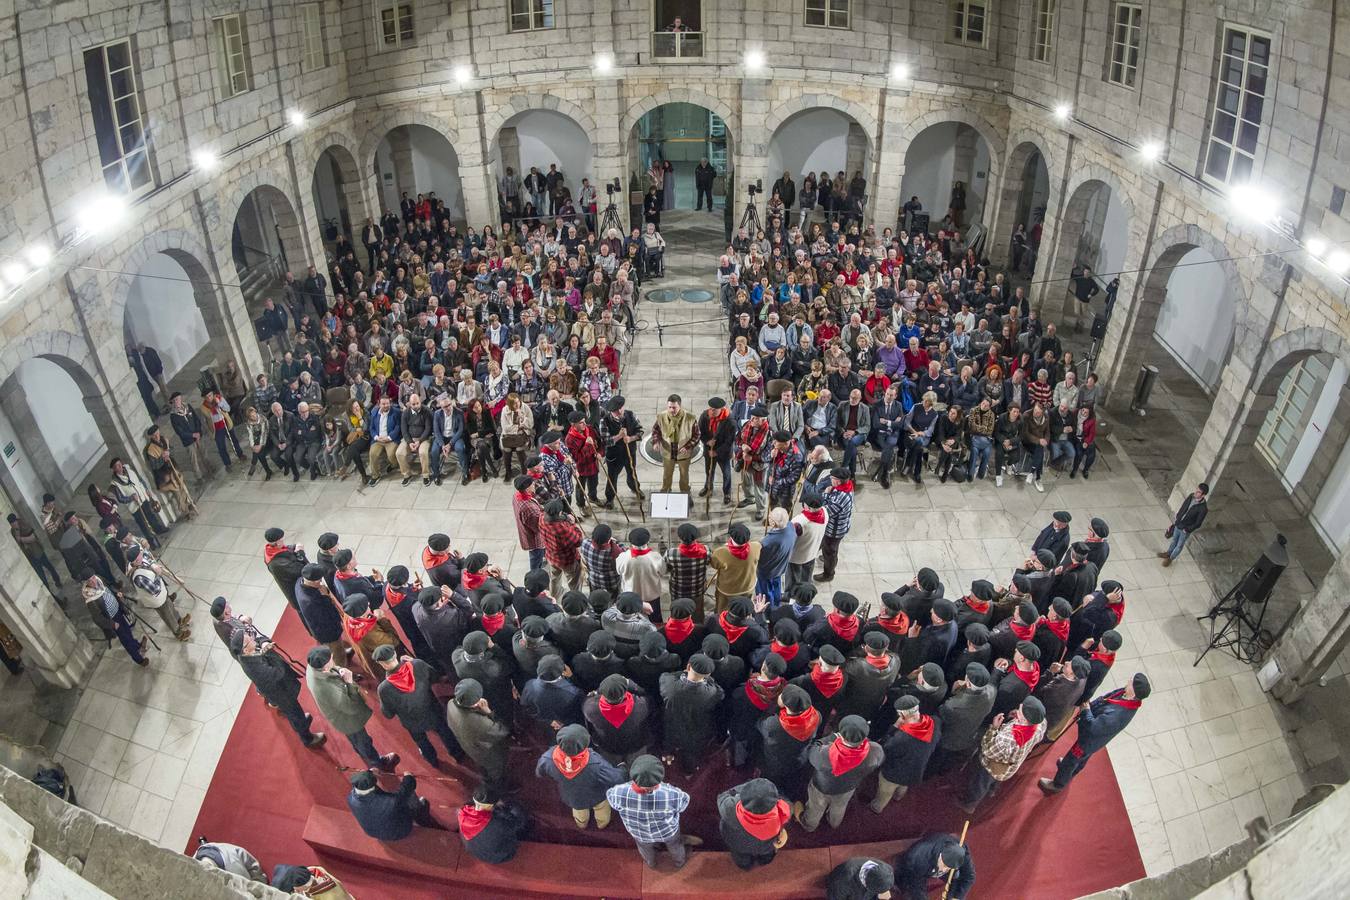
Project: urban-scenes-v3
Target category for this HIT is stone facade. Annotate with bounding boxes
[0,1,1348,695]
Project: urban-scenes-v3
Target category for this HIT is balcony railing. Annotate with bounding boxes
[651,31,703,59]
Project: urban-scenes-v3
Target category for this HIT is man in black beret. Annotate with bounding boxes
[717,777,792,870]
[420,532,462,589]
[331,548,386,611]
[699,395,737,505]
[872,694,940,812]
[828,856,896,900]
[960,696,1046,813]
[382,565,437,668]
[605,755,695,870]
[306,646,397,770]
[458,786,529,864]
[452,630,516,727]
[662,597,707,662]
[573,629,627,692]
[294,562,348,663]
[547,590,602,658]
[701,632,748,694]
[513,566,562,621]
[805,590,863,656]
[1040,673,1151,794]
[988,599,1040,662]
[797,714,883,831]
[945,623,992,687]
[710,595,769,662]
[315,532,340,593]
[346,768,439,841]
[1051,541,1098,606]
[535,724,626,829]
[790,643,849,719]
[209,595,263,650]
[521,654,587,734]
[584,673,652,764]
[1076,628,1123,698]
[890,662,947,718]
[894,835,975,900]
[837,631,901,721]
[230,629,325,748]
[737,403,773,517]
[1085,516,1111,574]
[1036,654,1091,742]
[767,429,805,512]
[899,597,958,673]
[411,584,475,673]
[1069,580,1126,649]
[512,615,561,687]
[1030,510,1072,564]
[1015,549,1058,614]
[374,644,464,767]
[262,527,308,612]
[660,653,726,774]
[892,567,944,624]
[1034,597,1074,665]
[599,395,645,509]
[727,652,788,767]
[664,523,711,623]
[757,683,821,800]
[931,663,996,775]
[627,631,683,697]
[446,678,512,791]
[989,639,1042,719]
[815,467,854,582]
[955,579,995,635]
[860,591,910,654]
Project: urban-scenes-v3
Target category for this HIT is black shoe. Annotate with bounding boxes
[698,486,711,497]
[263,471,273,481]
[736,498,755,508]
[422,477,432,486]
[247,465,256,476]
[366,477,378,487]
[723,495,733,505]
[481,470,489,483]
[814,572,833,582]
[292,474,300,482]
[461,475,471,485]
[599,500,613,509]
[434,476,442,486]
[309,471,318,481]
[401,476,412,486]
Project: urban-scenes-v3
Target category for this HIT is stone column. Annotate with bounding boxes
[1269,545,1350,703]
[953,125,981,221]
[497,127,521,182]
[591,80,626,231]
[734,77,770,232]
[870,88,908,230]
[191,194,267,381]
[455,92,496,228]
[283,143,325,275]
[0,382,61,508]
[387,127,416,203]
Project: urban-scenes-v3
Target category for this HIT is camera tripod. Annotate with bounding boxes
[1193,561,1275,666]
[599,199,625,238]
[739,190,764,238]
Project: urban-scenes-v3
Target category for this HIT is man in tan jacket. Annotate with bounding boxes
[653,394,699,493]
[709,522,761,613]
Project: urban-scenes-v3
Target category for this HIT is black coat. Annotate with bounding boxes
[789,667,849,720]
[803,616,861,658]
[452,648,517,727]
[266,547,308,610]
[582,689,653,757]
[836,656,900,721]
[236,649,301,704]
[827,857,893,900]
[295,580,343,643]
[708,618,769,662]
[412,595,477,672]
[1031,523,1070,564]
[572,651,627,692]
[376,659,444,733]
[546,612,602,660]
[659,673,724,754]
[878,717,941,785]
[894,833,975,900]
[756,709,819,795]
[1051,561,1099,607]
[898,621,956,674]
[1172,495,1208,533]
[535,747,625,810]
[989,666,1037,719]
[717,786,783,863]
[807,738,883,795]
[461,801,527,864]
[347,775,421,841]
[626,651,682,697]
[520,677,585,727]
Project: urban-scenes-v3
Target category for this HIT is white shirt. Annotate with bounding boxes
[615,550,668,604]
[789,511,828,564]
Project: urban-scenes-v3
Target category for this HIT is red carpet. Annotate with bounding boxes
[190,607,1146,898]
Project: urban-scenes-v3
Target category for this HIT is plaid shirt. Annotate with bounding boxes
[822,487,854,538]
[540,517,584,567]
[663,546,709,602]
[581,538,624,592]
[605,782,690,843]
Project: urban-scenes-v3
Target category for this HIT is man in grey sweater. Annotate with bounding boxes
[306,646,399,771]
[932,662,996,775]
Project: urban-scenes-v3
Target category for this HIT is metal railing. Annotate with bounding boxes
[651,31,703,59]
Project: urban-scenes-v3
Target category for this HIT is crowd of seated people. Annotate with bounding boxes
[716,212,1098,492]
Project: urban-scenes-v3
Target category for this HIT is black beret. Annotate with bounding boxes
[772,619,800,642]
[830,466,850,480]
[1102,579,1123,594]
[800,487,823,508]
[639,631,667,657]
[861,863,895,893]
[917,567,939,591]
[790,582,817,603]
[864,631,890,652]
[708,396,726,409]
[568,411,585,423]
[607,396,626,412]
[317,532,339,550]
[688,653,715,675]
[561,591,588,615]
[479,593,504,614]
[838,715,869,744]
[701,634,729,657]
[464,552,489,571]
[932,598,957,622]
[629,527,650,545]
[965,662,990,686]
[818,644,845,666]
[454,678,483,705]
[349,770,377,790]
[750,405,768,417]
[307,647,331,669]
[1070,656,1091,678]
[971,579,995,602]
[1035,549,1057,568]
[536,654,565,679]
[762,654,787,679]
[1133,672,1153,699]
[541,430,562,444]
[629,754,664,787]
[334,548,353,568]
[592,524,613,544]
[1021,696,1046,724]
[832,591,859,614]
[462,631,490,653]
[1091,517,1110,537]
[1017,600,1039,624]
[1101,630,1123,651]
[616,592,643,614]
[556,724,589,755]
[544,499,568,517]
[1016,640,1041,661]
[417,586,442,608]
[1053,510,1072,524]
[894,694,920,712]
[387,565,410,586]
[588,590,613,613]
[513,474,534,490]
[228,629,247,656]
[880,591,905,613]
[524,568,550,593]
[264,527,284,542]
[301,563,325,581]
[342,594,371,617]
[773,429,791,442]
[920,663,945,688]
[599,674,629,702]
[965,623,990,645]
[940,845,967,870]
[669,598,696,619]
[1071,541,1090,558]
[427,533,450,552]
[728,597,752,619]
[521,616,548,638]
[372,644,398,663]
[1051,597,1074,618]
[1011,573,1032,594]
[780,684,811,714]
[737,778,782,814]
[587,630,615,654]
[728,523,751,544]
[210,596,227,619]
[676,523,700,543]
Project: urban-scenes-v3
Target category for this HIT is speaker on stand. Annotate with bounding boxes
[1194,534,1289,666]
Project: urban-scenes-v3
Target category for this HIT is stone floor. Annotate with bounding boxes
[1,209,1340,883]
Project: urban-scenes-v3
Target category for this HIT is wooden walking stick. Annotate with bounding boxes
[940,819,971,900]
[623,436,646,522]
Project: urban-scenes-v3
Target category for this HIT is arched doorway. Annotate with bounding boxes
[628,102,730,212]
[1047,179,1130,326]
[766,107,872,216]
[900,122,993,235]
[993,142,1051,271]
[312,145,364,251]
[375,124,465,225]
[490,110,592,221]
[232,185,304,316]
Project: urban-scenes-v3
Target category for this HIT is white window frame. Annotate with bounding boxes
[1107,3,1142,87]
[949,0,989,48]
[805,0,851,29]
[509,0,553,33]
[380,3,416,47]
[1202,24,1271,187]
[1032,0,1055,62]
[1257,356,1330,471]
[85,39,154,197]
[214,14,253,97]
[301,3,328,72]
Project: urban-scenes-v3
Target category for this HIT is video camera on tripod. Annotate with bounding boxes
[740,179,765,236]
[746,178,763,197]
[603,177,623,197]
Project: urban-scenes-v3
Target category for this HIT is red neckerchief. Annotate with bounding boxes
[1009,661,1040,692]
[665,617,695,644]
[898,714,935,743]
[810,662,844,697]
[773,441,801,468]
[735,799,791,840]
[876,612,909,634]
[541,444,564,459]
[346,614,379,643]
[263,543,288,564]
[1043,617,1070,641]
[1104,689,1142,710]
[457,805,492,841]
[551,746,590,779]
[706,407,729,432]
[1009,619,1036,641]
[801,508,826,524]
[514,490,534,502]
[1090,649,1116,666]
[631,783,656,794]
[833,480,854,493]
[744,676,785,711]
[718,610,749,644]
[1010,722,1039,746]
[422,547,451,569]
[1107,596,1125,622]
[335,568,359,582]
[385,584,409,608]
[828,736,870,775]
[386,660,417,693]
[677,542,708,559]
[598,693,635,728]
[964,595,990,614]
[480,612,505,635]
[864,652,892,670]
[827,611,859,641]
[778,706,820,741]
[769,639,799,661]
[629,547,653,557]
[741,420,770,454]
[461,570,487,590]
[725,540,750,560]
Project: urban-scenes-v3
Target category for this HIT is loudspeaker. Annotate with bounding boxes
[1238,535,1289,605]
[1090,315,1109,340]
[910,212,930,235]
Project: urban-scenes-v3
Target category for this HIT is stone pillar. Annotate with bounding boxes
[192,192,267,381]
[283,143,325,275]
[591,80,626,232]
[845,122,868,187]
[870,88,908,230]
[388,127,416,203]
[455,92,496,228]
[0,382,61,509]
[953,126,981,222]
[734,77,770,232]
[497,127,521,182]
[1269,545,1350,704]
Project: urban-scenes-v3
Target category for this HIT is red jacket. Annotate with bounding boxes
[588,345,620,378]
[564,425,600,476]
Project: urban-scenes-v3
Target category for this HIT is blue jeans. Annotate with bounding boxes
[1024,444,1045,478]
[528,547,547,571]
[755,573,783,608]
[968,436,992,478]
[1050,438,1077,466]
[839,433,867,474]
[1167,527,1190,560]
[430,434,468,477]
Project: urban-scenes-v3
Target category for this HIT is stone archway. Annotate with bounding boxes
[312,143,366,249]
[372,124,467,225]
[991,137,1055,268]
[897,115,1003,235]
[765,97,877,223]
[1042,168,1135,326]
[226,181,306,324]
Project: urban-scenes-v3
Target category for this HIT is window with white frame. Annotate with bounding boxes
[1203,25,1270,186]
[805,0,851,29]
[84,39,154,195]
[1032,0,1055,62]
[1257,355,1331,471]
[301,3,328,71]
[509,0,553,32]
[380,3,416,47]
[1107,3,1142,87]
[950,0,988,47]
[214,14,253,97]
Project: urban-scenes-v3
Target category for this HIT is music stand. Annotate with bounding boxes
[650,492,690,548]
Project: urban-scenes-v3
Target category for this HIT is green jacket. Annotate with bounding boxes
[305,665,373,735]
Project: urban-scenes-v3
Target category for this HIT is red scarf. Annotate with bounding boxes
[480,612,506,636]
[598,693,634,728]
[514,490,534,503]
[801,508,826,524]
[810,662,844,697]
[725,540,749,560]
[876,612,909,634]
[1009,619,1036,641]
[461,570,487,590]
[1010,662,1040,692]
[1011,722,1039,746]
[864,652,892,670]
[263,543,287,564]
[386,660,416,693]
[734,799,791,841]
[384,585,409,608]
[898,714,935,743]
[706,407,730,433]
[1107,596,1125,623]
[778,706,820,741]
[964,595,990,614]
[457,805,492,841]
[677,542,708,559]
[346,614,379,643]
[1090,649,1116,667]
[1043,617,1070,641]
[769,639,799,662]
[665,617,695,644]
[422,547,451,570]
[1104,691,1142,710]
[551,746,590,779]
[744,676,784,711]
[718,610,748,644]
[827,611,859,641]
[629,547,653,557]
[335,568,359,581]
[828,736,869,775]
[833,480,854,493]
